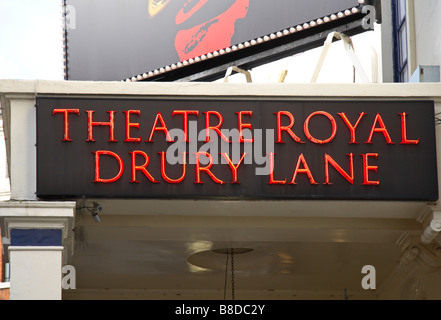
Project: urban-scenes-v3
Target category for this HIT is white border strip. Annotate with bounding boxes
[0,282,10,290]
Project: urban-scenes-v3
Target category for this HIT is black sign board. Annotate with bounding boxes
[65,0,363,81]
[36,97,438,201]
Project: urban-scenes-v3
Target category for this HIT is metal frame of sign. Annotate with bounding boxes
[36,96,438,201]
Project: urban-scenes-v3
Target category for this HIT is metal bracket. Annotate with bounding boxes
[223,66,253,83]
[311,31,370,83]
[421,216,441,245]
[417,207,441,245]
[277,70,288,83]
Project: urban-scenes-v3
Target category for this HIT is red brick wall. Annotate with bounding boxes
[0,228,3,282]
[0,288,9,300]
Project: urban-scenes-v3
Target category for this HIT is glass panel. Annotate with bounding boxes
[399,23,408,66]
[401,65,408,82]
[398,0,407,23]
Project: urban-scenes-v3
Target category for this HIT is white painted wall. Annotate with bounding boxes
[413,0,441,70]
[8,99,36,200]
[9,247,63,300]
[0,114,10,200]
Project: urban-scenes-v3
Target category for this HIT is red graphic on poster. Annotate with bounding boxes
[175,0,210,24]
[174,0,250,61]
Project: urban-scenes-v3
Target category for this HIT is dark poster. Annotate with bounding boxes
[65,0,361,81]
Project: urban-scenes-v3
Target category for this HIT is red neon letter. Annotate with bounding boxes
[130,151,159,183]
[338,112,366,144]
[290,154,318,185]
[324,154,354,185]
[124,110,141,142]
[172,110,199,142]
[267,153,286,185]
[221,153,246,184]
[236,111,253,143]
[147,112,173,142]
[52,109,80,142]
[159,151,187,184]
[93,150,124,183]
[304,111,337,144]
[204,111,230,142]
[365,114,394,144]
[361,153,380,185]
[194,152,225,184]
[86,110,117,142]
[275,111,304,144]
[400,113,419,145]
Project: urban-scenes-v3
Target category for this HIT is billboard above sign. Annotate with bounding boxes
[64,0,366,82]
[36,97,438,201]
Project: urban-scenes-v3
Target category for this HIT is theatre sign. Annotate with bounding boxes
[36,97,438,201]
